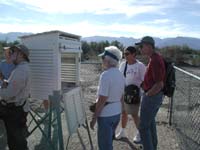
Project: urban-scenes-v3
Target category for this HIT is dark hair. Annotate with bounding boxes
[125,46,137,54]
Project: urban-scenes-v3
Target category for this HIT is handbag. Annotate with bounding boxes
[123,61,140,104]
[124,84,140,104]
[89,101,115,113]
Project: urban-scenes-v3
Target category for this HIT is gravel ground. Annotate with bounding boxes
[0,63,181,150]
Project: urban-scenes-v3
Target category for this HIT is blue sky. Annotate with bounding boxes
[0,0,200,38]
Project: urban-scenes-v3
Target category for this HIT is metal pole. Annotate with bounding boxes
[188,76,192,110]
[48,98,53,140]
[85,118,94,150]
[169,96,174,126]
[53,91,64,150]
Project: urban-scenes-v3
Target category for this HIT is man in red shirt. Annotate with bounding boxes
[135,36,165,150]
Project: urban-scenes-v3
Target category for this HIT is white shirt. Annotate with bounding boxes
[97,67,125,117]
[119,60,146,87]
[0,61,30,112]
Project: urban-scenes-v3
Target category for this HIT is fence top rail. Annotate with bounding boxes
[174,66,200,81]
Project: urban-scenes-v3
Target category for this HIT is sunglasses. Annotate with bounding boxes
[10,48,19,54]
[10,49,15,54]
[124,52,131,56]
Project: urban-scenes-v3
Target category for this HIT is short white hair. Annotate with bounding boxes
[104,46,122,67]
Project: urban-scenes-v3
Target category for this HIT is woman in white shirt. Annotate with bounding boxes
[116,46,146,144]
[90,46,125,150]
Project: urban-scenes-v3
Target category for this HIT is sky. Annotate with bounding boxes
[0,0,200,38]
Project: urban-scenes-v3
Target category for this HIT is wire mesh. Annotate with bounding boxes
[173,67,200,150]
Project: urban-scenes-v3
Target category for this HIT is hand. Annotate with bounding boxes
[145,92,149,96]
[2,81,8,88]
[90,116,97,130]
[0,73,3,80]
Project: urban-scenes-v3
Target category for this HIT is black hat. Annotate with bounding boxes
[135,36,155,47]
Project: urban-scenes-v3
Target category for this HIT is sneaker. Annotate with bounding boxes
[133,131,141,144]
[115,130,126,139]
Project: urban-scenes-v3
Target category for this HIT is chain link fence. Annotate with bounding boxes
[172,66,200,150]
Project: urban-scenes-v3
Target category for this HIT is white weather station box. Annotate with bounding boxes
[20,30,82,100]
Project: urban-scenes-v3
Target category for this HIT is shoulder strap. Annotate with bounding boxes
[123,61,128,77]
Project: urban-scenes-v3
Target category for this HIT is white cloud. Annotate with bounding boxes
[103,23,187,38]
[1,0,172,16]
[0,17,22,23]
[0,0,199,38]
[151,19,172,24]
[0,20,199,38]
[0,0,13,5]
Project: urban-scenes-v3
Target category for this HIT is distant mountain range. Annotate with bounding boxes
[82,36,200,50]
[0,32,32,42]
[1,32,200,50]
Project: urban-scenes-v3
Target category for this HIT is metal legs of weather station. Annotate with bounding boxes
[65,118,94,150]
[27,91,65,150]
[28,89,94,150]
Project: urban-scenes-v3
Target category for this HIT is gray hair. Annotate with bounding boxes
[104,46,122,67]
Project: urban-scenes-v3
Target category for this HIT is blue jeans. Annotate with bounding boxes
[139,92,163,150]
[97,114,120,150]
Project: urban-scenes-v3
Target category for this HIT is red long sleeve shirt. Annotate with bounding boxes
[143,52,165,92]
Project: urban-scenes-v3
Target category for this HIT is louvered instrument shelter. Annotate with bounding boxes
[20,30,82,100]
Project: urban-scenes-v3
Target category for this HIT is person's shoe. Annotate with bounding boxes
[115,130,126,139]
[133,131,141,144]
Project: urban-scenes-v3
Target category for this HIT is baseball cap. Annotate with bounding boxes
[10,44,30,62]
[135,36,155,47]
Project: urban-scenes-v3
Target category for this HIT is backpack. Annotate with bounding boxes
[163,59,176,97]
[123,61,140,104]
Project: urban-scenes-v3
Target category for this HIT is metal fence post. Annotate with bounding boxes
[188,76,192,110]
[50,91,64,150]
[169,96,174,126]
